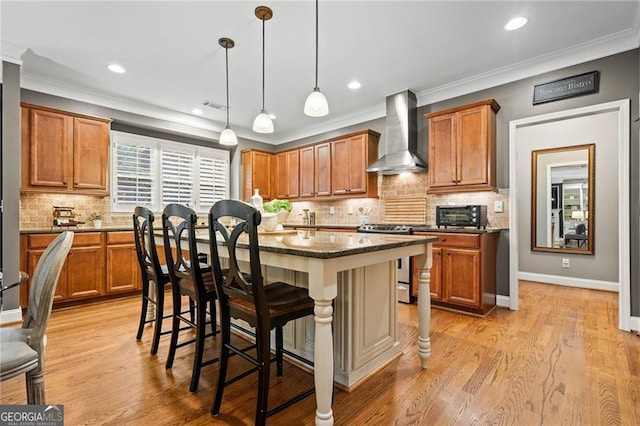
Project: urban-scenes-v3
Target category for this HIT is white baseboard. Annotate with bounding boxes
[0,307,23,325]
[496,295,510,308]
[630,316,640,334]
[518,272,619,292]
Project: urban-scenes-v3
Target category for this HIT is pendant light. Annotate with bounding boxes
[219,37,238,146]
[304,0,329,117]
[253,6,274,133]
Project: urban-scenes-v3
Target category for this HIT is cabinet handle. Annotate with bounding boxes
[62,181,67,185]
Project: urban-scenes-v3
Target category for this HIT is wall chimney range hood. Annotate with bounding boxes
[366,90,427,175]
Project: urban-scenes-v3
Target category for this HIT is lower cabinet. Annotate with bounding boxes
[414,231,498,316]
[106,231,141,293]
[21,230,140,307]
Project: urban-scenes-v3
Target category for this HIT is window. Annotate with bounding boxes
[111,131,229,213]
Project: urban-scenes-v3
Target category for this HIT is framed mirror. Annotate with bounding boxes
[531,143,595,254]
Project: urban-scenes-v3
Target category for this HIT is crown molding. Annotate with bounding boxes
[1,41,27,65]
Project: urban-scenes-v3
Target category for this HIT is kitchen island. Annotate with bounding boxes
[184,229,437,426]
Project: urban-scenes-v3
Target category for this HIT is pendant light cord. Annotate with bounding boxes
[314,0,319,89]
[225,45,230,127]
[262,18,266,111]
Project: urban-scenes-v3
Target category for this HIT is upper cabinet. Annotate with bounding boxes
[425,99,500,194]
[274,150,300,199]
[331,131,378,197]
[241,129,379,202]
[21,103,111,196]
[241,148,273,201]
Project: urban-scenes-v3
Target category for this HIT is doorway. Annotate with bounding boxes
[508,99,630,331]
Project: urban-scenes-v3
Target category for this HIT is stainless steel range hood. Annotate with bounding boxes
[366,90,427,175]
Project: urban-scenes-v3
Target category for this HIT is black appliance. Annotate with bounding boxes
[357,224,413,303]
[436,205,488,229]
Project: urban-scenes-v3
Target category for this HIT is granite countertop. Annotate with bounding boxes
[21,226,134,234]
[189,230,438,260]
[285,223,504,234]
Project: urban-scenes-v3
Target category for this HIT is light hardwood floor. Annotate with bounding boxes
[1,281,639,425]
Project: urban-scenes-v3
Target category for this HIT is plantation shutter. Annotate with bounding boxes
[113,141,155,208]
[161,148,194,205]
[197,155,228,209]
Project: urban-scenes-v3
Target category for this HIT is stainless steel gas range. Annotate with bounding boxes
[357,224,414,303]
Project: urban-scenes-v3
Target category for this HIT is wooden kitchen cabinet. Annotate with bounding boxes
[21,232,105,305]
[331,130,379,197]
[273,150,300,199]
[299,143,332,198]
[425,99,500,194]
[413,231,498,316]
[21,103,110,196]
[241,149,273,201]
[106,231,141,293]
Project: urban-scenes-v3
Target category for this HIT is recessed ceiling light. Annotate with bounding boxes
[348,80,361,90]
[192,108,203,115]
[107,63,126,74]
[505,17,528,31]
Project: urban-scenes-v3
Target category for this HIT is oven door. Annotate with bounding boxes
[397,257,411,303]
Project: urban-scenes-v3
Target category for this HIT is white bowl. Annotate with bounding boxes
[261,213,278,232]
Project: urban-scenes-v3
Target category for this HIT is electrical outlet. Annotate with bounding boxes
[348,206,354,215]
[562,258,570,268]
[494,200,504,213]
[330,206,335,215]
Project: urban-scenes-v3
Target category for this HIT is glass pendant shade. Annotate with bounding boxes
[219,127,238,145]
[252,110,274,133]
[304,88,329,117]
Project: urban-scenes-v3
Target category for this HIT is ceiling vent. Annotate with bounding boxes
[201,99,228,111]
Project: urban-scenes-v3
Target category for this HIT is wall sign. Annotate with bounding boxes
[533,71,599,105]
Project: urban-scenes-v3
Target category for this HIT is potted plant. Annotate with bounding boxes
[263,199,293,225]
[89,212,104,229]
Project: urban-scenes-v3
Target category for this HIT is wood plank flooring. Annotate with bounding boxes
[1,281,639,425]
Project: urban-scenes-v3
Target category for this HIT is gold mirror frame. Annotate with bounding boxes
[531,143,595,255]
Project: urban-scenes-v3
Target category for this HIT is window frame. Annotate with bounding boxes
[111,131,230,214]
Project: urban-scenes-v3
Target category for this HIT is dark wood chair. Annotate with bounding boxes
[208,199,315,425]
[162,203,218,392]
[134,206,195,355]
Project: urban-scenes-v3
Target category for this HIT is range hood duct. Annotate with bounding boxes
[366,90,427,175]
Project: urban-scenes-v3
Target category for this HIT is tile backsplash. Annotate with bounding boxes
[19,173,509,230]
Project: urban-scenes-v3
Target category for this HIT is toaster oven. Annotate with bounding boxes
[436,205,488,229]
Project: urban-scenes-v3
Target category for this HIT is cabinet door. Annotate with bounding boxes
[457,106,489,186]
[274,151,299,199]
[28,108,71,188]
[442,248,480,308]
[73,117,109,191]
[332,135,366,195]
[67,246,105,299]
[314,143,331,197]
[106,244,140,293]
[428,112,457,189]
[331,138,350,195]
[27,249,68,301]
[299,146,315,197]
[242,150,272,201]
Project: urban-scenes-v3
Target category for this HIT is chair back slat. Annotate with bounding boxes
[133,206,164,283]
[23,231,74,351]
[162,203,207,292]
[208,200,268,316]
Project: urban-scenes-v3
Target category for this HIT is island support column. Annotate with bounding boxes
[414,245,433,368]
[307,259,337,426]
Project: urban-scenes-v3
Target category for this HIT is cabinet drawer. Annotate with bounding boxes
[28,232,102,249]
[107,231,134,245]
[425,232,480,249]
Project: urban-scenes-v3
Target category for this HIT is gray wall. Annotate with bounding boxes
[2,62,22,311]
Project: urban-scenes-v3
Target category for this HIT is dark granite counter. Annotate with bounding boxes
[21,226,134,234]
[284,223,504,234]
[192,229,437,260]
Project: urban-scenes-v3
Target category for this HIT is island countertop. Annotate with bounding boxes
[191,229,438,259]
